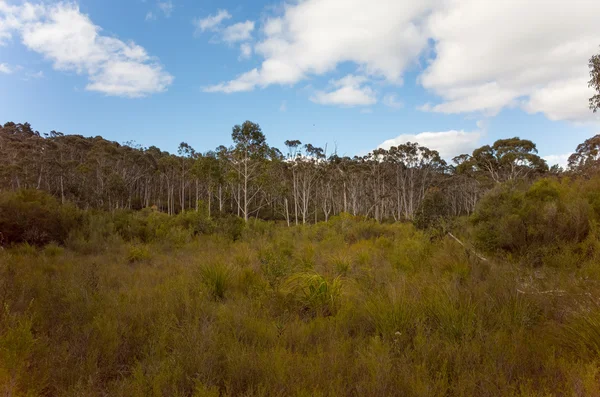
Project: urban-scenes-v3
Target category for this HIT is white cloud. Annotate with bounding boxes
[279,100,287,112]
[310,75,377,107]
[239,43,252,59]
[145,11,156,21]
[523,78,599,122]
[204,0,600,123]
[207,0,434,93]
[203,68,261,93]
[158,1,173,17]
[420,0,600,122]
[543,153,572,169]
[0,62,12,73]
[194,9,231,33]
[378,129,483,160]
[383,93,403,109]
[222,20,254,43]
[0,2,173,97]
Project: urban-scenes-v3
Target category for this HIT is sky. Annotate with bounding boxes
[1,0,599,167]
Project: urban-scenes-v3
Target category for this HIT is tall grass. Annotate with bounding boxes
[2,215,600,396]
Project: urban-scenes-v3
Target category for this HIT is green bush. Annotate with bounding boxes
[471,178,593,261]
[199,263,232,300]
[214,215,245,241]
[414,187,450,231]
[0,189,82,246]
[281,271,344,317]
[43,243,64,257]
[127,244,152,263]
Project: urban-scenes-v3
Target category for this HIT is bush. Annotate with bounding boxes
[0,189,81,246]
[127,244,152,263]
[471,178,593,261]
[199,263,232,300]
[214,215,245,241]
[414,187,450,231]
[281,272,344,317]
[43,243,64,257]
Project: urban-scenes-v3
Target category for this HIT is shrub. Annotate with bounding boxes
[0,189,81,246]
[471,178,592,260]
[127,244,152,263]
[281,272,344,317]
[414,187,451,231]
[259,249,292,289]
[43,243,64,257]
[174,210,215,236]
[199,263,232,300]
[214,215,245,241]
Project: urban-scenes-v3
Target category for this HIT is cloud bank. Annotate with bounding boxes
[0,1,173,97]
[204,0,600,122]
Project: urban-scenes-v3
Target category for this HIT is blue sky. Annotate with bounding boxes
[1,0,599,166]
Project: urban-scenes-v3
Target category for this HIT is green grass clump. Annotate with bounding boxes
[43,242,64,257]
[200,263,232,300]
[281,272,344,317]
[127,244,152,263]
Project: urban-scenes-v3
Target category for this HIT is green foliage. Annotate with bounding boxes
[43,242,65,257]
[2,199,600,395]
[0,189,81,246]
[471,177,595,263]
[127,244,152,263]
[0,308,39,396]
[281,272,344,317]
[199,263,232,300]
[414,187,450,231]
[214,214,245,241]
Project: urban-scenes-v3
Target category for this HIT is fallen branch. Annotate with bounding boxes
[517,288,593,298]
[447,232,488,262]
[517,289,567,296]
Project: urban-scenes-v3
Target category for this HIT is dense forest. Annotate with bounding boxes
[1,46,600,397]
[0,119,578,224]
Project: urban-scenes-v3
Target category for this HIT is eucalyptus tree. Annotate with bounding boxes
[456,138,547,184]
[590,46,600,113]
[228,121,271,222]
[177,142,196,212]
[568,134,600,174]
[386,143,446,220]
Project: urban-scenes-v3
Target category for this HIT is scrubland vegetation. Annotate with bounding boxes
[3,171,600,396]
[3,34,600,397]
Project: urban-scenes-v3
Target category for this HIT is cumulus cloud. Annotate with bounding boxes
[420,0,600,122]
[378,129,483,160]
[310,75,377,107]
[204,0,600,123]
[222,21,254,43]
[543,153,572,169]
[0,62,12,73]
[194,9,231,33]
[206,0,433,93]
[0,1,173,97]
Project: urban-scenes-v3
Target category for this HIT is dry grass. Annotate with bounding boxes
[1,217,600,396]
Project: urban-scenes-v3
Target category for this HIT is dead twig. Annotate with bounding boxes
[447,232,488,262]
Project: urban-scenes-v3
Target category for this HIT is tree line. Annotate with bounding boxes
[3,119,599,224]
